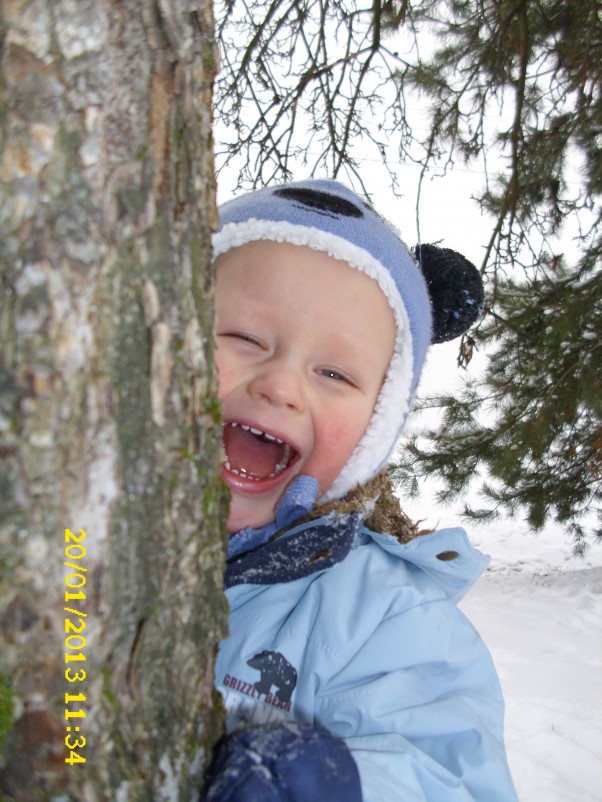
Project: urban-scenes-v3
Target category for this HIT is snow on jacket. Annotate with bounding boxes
[213,511,518,802]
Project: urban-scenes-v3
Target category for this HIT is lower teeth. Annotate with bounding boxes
[225,445,292,480]
[272,444,292,476]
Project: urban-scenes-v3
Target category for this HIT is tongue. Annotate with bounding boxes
[223,426,288,480]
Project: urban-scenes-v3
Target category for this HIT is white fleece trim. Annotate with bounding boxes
[213,219,415,500]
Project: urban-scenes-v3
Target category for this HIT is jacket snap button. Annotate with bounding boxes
[436,550,459,561]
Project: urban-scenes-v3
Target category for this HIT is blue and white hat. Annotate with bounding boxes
[214,179,483,501]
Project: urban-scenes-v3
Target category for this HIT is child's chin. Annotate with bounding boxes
[227,496,276,533]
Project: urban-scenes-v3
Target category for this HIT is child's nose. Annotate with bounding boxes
[248,365,306,412]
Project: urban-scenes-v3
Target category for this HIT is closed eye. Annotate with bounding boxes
[219,331,264,348]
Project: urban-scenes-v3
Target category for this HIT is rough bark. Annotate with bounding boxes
[0,1,227,800]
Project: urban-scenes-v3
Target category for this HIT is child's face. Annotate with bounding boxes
[215,240,396,532]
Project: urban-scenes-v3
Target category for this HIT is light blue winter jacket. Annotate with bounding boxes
[215,511,518,802]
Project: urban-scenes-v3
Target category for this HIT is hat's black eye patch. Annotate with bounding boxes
[273,187,363,218]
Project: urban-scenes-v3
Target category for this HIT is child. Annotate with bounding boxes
[202,180,518,801]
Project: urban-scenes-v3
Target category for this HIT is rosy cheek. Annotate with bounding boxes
[328,427,352,457]
[314,419,362,484]
[328,414,365,450]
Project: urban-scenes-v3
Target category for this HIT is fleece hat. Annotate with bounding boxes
[213,179,483,501]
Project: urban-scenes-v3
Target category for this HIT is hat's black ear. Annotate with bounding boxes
[413,244,484,344]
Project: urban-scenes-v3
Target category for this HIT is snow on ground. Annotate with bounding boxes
[403,488,602,801]
[465,521,602,802]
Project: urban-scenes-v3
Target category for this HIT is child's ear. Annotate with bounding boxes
[413,244,484,344]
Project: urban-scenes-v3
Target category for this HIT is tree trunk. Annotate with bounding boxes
[0,1,227,800]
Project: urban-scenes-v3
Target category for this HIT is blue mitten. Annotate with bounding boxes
[200,721,362,802]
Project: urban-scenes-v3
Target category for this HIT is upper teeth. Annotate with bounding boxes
[229,422,284,444]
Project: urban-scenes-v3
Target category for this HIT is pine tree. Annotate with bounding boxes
[393,0,601,550]
[393,265,601,553]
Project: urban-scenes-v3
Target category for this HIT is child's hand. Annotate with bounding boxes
[200,721,361,802]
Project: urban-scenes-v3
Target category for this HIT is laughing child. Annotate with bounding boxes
[201,180,518,802]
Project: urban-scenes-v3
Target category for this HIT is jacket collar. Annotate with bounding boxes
[225,511,489,601]
[225,512,363,589]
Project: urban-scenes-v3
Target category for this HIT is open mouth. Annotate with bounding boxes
[222,422,300,482]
